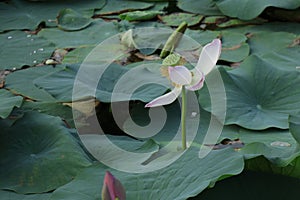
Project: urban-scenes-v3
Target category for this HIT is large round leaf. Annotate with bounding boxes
[0,31,55,70]
[38,20,119,48]
[199,55,300,130]
[0,0,105,31]
[0,89,23,119]
[177,0,222,15]
[5,65,63,101]
[214,0,300,20]
[0,112,91,193]
[50,147,243,200]
[57,8,93,31]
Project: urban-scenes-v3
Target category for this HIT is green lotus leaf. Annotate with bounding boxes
[38,20,119,48]
[0,189,51,200]
[213,0,300,20]
[95,0,153,15]
[0,89,23,119]
[50,147,243,200]
[0,31,55,70]
[220,31,249,62]
[0,0,105,31]
[34,63,169,103]
[177,0,222,15]
[120,11,163,21]
[5,65,63,101]
[199,55,300,130]
[57,8,93,31]
[0,112,91,194]
[247,31,298,56]
[161,13,203,27]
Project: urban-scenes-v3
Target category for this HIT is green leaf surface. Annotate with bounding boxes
[199,55,300,130]
[38,20,119,48]
[34,63,169,103]
[0,31,55,70]
[5,66,62,101]
[95,0,153,15]
[0,0,105,31]
[50,147,243,200]
[161,13,203,27]
[120,10,163,21]
[214,0,300,20]
[21,101,74,128]
[177,0,222,15]
[0,190,51,200]
[57,8,93,31]
[0,112,91,194]
[0,89,23,119]
[247,31,298,56]
[220,31,249,62]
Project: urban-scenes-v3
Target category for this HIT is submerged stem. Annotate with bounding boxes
[181,86,187,150]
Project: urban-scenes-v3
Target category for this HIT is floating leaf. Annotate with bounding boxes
[0,190,51,200]
[0,0,105,31]
[247,31,298,56]
[0,112,91,193]
[220,31,249,62]
[50,147,243,200]
[120,10,163,21]
[199,55,300,130]
[38,20,119,48]
[95,0,153,15]
[0,31,55,70]
[5,65,62,101]
[34,63,169,103]
[57,8,93,31]
[160,13,203,27]
[177,0,222,15]
[0,89,23,119]
[214,0,300,20]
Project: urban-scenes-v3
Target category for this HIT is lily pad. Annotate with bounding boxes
[5,65,62,101]
[247,31,298,56]
[220,31,249,62]
[0,190,51,200]
[57,8,93,31]
[199,55,300,130]
[160,13,204,27]
[120,10,163,21]
[177,0,222,15]
[38,19,119,48]
[0,31,55,70]
[50,147,243,200]
[34,63,169,103]
[0,112,91,193]
[0,89,23,119]
[214,0,300,20]
[95,0,153,15]
[0,0,105,31]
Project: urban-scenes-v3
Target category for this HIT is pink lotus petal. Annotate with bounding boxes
[145,87,182,107]
[168,66,192,85]
[196,39,221,75]
[186,69,205,91]
[102,171,126,200]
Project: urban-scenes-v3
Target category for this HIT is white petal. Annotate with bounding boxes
[196,39,221,75]
[145,87,182,107]
[168,66,192,85]
[186,68,205,91]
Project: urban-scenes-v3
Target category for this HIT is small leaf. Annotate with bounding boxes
[0,89,23,119]
[119,11,163,21]
[57,8,93,31]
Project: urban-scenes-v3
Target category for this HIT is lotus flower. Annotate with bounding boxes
[145,39,221,108]
[102,171,126,200]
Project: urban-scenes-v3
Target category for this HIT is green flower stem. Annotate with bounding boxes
[181,86,187,150]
